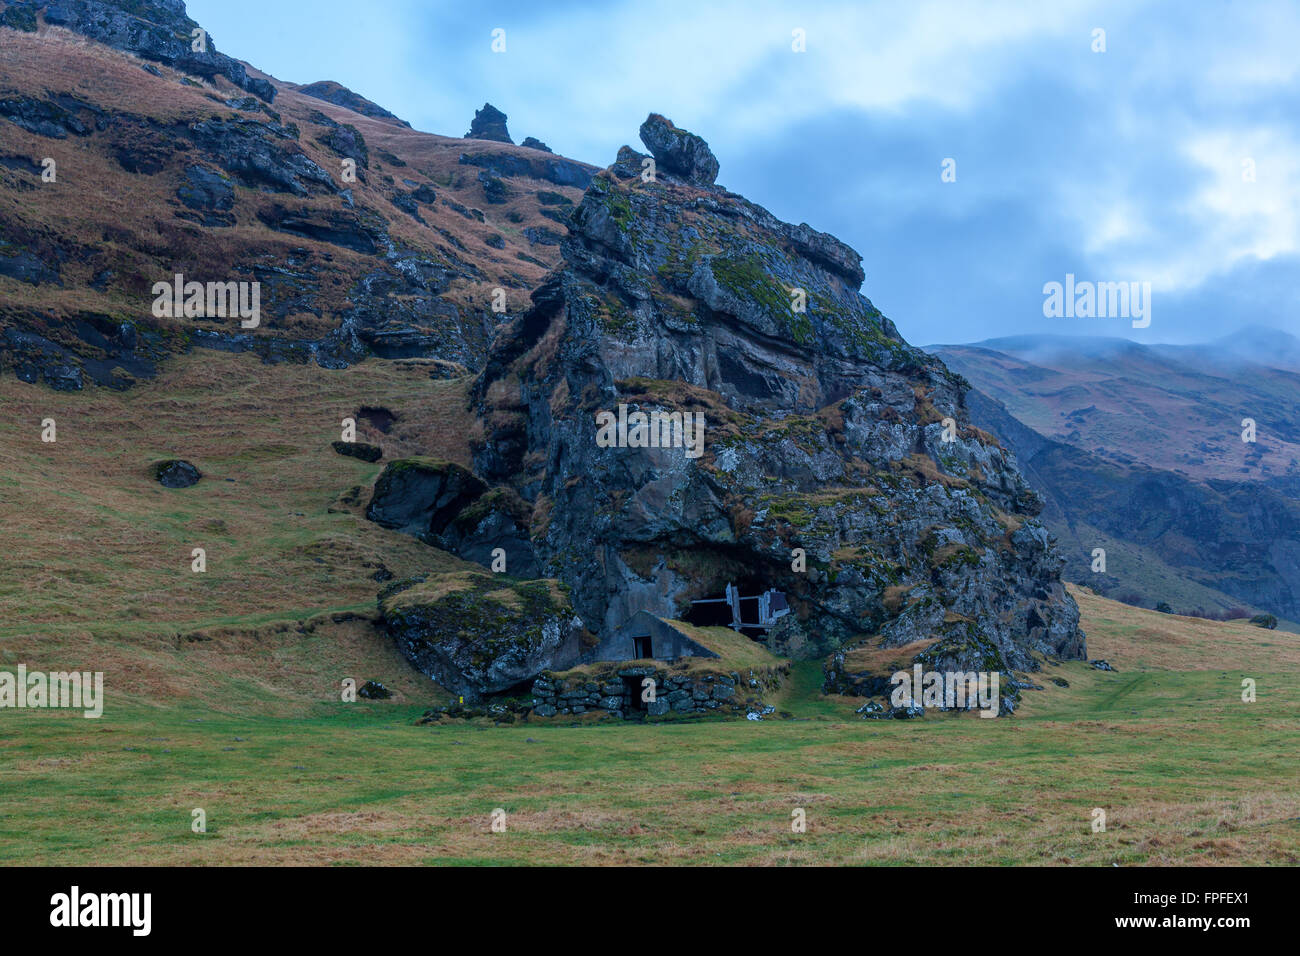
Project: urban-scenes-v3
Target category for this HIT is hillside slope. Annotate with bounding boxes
[930,336,1300,625]
[1,8,595,387]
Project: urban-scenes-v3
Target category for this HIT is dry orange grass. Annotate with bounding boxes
[0,24,588,351]
[0,350,480,691]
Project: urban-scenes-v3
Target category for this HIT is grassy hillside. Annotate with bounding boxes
[3,548,1296,866]
[0,349,481,706]
[1,24,591,379]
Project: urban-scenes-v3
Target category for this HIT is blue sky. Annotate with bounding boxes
[187,0,1300,346]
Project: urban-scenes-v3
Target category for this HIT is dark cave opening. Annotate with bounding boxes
[682,577,790,642]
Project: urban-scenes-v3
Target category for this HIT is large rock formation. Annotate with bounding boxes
[465,114,1084,682]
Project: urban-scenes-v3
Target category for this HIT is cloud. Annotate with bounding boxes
[184,0,1300,344]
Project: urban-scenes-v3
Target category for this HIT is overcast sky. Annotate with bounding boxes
[187,0,1300,346]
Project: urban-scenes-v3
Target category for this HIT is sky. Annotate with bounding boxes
[186,0,1300,346]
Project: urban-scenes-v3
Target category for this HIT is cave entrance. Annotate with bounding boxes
[684,580,791,642]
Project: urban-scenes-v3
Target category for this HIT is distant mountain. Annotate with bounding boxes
[1205,325,1300,371]
[930,334,1300,483]
[929,334,1300,625]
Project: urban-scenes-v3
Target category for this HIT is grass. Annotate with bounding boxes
[0,352,1296,866]
[2,579,1296,865]
[0,350,476,642]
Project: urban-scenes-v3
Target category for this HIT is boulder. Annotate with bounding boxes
[38,0,276,101]
[380,571,585,700]
[471,115,1085,677]
[366,458,487,540]
[439,487,540,578]
[331,440,382,463]
[153,459,201,488]
[357,680,392,699]
[637,113,719,186]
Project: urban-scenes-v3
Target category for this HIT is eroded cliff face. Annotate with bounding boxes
[469,115,1084,677]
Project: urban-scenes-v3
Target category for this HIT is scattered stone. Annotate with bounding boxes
[522,226,562,246]
[331,440,382,462]
[410,184,438,204]
[153,460,201,488]
[358,680,392,699]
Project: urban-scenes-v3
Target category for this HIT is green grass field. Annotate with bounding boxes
[3,647,1296,865]
[2,353,1296,865]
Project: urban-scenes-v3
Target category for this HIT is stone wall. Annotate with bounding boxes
[530,663,783,720]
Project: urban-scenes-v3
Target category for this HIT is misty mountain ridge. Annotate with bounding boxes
[928,332,1300,627]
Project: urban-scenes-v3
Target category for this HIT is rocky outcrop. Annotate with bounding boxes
[175,164,234,226]
[435,487,540,578]
[0,6,542,389]
[298,80,409,127]
[637,113,719,186]
[458,150,595,191]
[464,103,512,144]
[0,94,92,138]
[379,572,586,701]
[311,113,368,170]
[469,114,1084,682]
[187,117,335,197]
[24,0,276,101]
[366,458,487,541]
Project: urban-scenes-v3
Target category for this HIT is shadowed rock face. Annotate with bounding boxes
[367,459,487,541]
[471,114,1084,677]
